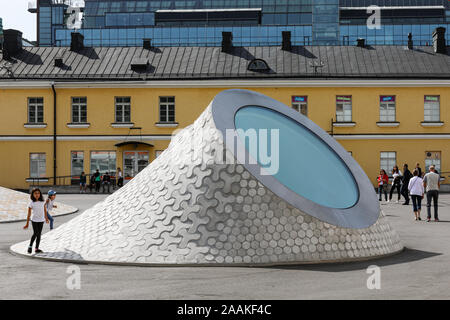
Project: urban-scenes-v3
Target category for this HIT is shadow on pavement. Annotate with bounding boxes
[266,248,441,272]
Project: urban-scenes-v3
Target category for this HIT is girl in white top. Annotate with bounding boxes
[408,169,424,221]
[389,165,402,203]
[23,188,49,254]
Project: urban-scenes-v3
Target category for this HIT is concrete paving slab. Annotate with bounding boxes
[0,193,449,299]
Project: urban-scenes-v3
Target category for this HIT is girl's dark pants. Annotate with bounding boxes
[389,180,401,200]
[29,221,44,248]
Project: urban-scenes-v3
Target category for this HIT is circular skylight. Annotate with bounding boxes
[235,106,358,209]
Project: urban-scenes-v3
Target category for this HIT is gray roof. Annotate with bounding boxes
[1,45,450,80]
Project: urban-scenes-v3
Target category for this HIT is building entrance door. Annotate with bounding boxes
[123,151,149,183]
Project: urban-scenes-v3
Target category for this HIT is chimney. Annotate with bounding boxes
[143,38,152,50]
[70,32,84,52]
[432,27,446,54]
[221,32,233,53]
[356,38,365,48]
[3,29,23,59]
[54,55,64,68]
[407,33,413,50]
[282,31,292,51]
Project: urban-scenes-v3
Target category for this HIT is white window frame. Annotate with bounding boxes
[292,96,308,117]
[28,97,44,123]
[380,152,396,176]
[379,96,396,122]
[424,96,440,122]
[29,153,46,178]
[71,97,87,123]
[336,96,352,122]
[115,97,131,123]
[70,151,84,177]
[159,96,175,123]
[90,151,117,174]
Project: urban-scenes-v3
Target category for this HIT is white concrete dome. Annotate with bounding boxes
[11,90,403,266]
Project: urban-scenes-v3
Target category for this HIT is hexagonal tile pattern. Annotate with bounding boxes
[10,106,403,265]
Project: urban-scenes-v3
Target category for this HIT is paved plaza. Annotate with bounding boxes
[0,187,78,223]
[0,193,449,299]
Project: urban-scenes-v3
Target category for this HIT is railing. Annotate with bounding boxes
[439,171,450,182]
[27,172,118,190]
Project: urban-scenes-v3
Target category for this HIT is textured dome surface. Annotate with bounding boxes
[11,90,403,266]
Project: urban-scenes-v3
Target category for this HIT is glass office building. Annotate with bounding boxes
[0,18,3,48]
[30,0,450,47]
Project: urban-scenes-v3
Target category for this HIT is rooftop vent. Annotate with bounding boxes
[143,38,152,50]
[54,55,64,68]
[407,33,413,50]
[282,31,292,51]
[356,38,365,48]
[70,32,84,52]
[131,57,149,71]
[2,29,23,59]
[433,27,446,54]
[221,32,233,53]
[248,59,270,72]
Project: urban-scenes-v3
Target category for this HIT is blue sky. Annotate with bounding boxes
[2,0,37,41]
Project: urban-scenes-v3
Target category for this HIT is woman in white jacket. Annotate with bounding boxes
[408,169,424,221]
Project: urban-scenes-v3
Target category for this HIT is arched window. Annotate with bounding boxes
[247,59,270,72]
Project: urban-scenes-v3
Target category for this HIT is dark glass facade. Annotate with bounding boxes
[37,0,67,46]
[34,0,450,47]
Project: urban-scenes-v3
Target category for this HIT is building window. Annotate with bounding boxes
[292,96,308,117]
[425,151,441,173]
[71,151,84,177]
[159,96,175,123]
[342,35,349,45]
[380,96,396,122]
[424,96,440,122]
[115,97,131,123]
[30,153,46,178]
[336,96,352,122]
[90,151,116,174]
[380,152,396,175]
[28,98,44,123]
[303,36,311,45]
[72,97,87,123]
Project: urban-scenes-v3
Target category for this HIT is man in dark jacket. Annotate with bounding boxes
[102,172,111,194]
[401,163,413,205]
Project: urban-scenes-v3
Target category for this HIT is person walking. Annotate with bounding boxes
[23,188,49,254]
[117,167,124,188]
[79,171,87,193]
[415,162,423,178]
[377,169,389,201]
[45,190,57,230]
[423,165,441,222]
[408,170,424,221]
[401,163,412,205]
[389,165,402,203]
[102,172,111,193]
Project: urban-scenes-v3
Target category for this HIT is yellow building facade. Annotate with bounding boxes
[0,80,449,190]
